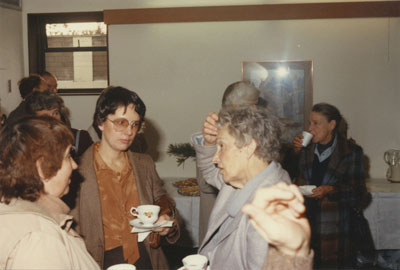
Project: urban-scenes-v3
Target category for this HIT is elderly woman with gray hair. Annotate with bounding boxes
[192,106,291,269]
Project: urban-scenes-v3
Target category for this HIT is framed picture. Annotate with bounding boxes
[0,0,21,10]
[242,60,313,143]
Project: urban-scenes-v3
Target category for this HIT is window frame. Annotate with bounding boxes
[28,12,108,95]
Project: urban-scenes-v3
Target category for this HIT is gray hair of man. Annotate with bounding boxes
[218,106,281,163]
[221,81,260,108]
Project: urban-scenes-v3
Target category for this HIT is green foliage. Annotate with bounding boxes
[167,143,196,167]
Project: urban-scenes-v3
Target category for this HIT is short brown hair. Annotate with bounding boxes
[18,74,44,99]
[0,116,74,204]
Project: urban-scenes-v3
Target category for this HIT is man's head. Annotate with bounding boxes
[18,74,49,99]
[221,81,260,108]
[40,71,58,93]
[93,86,146,139]
[24,90,63,121]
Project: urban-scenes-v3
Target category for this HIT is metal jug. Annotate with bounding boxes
[384,149,400,182]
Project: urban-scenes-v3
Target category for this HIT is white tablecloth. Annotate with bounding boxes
[364,178,400,250]
[163,178,200,247]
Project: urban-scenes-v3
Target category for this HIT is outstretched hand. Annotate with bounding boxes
[242,183,311,257]
[202,112,219,146]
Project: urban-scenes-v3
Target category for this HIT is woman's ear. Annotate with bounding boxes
[98,122,104,132]
[328,119,336,132]
[36,158,46,181]
[246,139,257,158]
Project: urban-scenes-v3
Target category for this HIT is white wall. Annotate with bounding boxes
[0,6,24,115]
[108,18,400,178]
[20,1,400,179]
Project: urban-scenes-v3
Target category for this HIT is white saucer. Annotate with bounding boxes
[130,219,161,229]
[298,185,316,196]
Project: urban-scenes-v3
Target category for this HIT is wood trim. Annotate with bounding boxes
[104,1,400,25]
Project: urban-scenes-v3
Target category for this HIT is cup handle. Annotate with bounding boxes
[384,152,389,164]
[130,207,138,216]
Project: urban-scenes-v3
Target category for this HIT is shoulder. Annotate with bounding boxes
[78,145,95,171]
[128,152,154,165]
[348,140,363,154]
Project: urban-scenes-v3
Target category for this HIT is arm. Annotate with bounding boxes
[8,231,75,269]
[145,156,180,242]
[242,183,312,268]
[263,247,313,270]
[192,132,224,190]
[328,144,368,206]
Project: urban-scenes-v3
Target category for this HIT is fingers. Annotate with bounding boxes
[292,134,304,152]
[245,183,305,218]
[250,183,295,209]
[202,112,219,145]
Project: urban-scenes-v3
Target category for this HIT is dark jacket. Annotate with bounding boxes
[287,137,369,268]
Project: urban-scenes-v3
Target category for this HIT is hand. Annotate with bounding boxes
[242,183,311,257]
[202,112,219,146]
[152,214,172,236]
[307,185,333,199]
[292,133,304,153]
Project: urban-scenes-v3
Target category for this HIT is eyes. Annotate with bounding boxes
[107,118,141,131]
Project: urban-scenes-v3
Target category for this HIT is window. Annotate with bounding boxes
[28,12,108,95]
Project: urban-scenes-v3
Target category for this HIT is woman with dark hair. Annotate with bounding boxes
[73,86,179,270]
[0,116,99,269]
[287,102,369,269]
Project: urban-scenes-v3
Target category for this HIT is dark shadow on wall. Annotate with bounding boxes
[142,118,162,162]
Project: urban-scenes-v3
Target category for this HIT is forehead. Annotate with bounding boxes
[111,104,140,119]
[217,125,234,141]
[310,111,328,122]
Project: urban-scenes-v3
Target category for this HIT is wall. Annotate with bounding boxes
[0,6,24,115]
[20,1,400,179]
[108,18,400,179]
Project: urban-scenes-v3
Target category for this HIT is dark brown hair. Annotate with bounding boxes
[18,74,44,99]
[312,102,348,139]
[0,116,73,204]
[92,86,146,139]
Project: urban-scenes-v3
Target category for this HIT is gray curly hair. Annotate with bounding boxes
[218,106,281,162]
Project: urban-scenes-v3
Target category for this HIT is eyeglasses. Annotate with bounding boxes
[107,118,141,131]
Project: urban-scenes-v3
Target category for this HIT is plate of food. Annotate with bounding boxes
[178,185,200,196]
[173,178,198,187]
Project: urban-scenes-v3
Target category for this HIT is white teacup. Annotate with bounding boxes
[106,263,136,270]
[299,185,317,196]
[130,205,160,225]
[182,254,208,270]
[302,131,313,147]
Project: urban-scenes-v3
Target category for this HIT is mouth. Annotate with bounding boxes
[120,139,132,145]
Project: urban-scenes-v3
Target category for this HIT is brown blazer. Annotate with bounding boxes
[72,145,179,269]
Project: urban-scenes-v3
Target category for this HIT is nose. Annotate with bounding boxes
[71,158,78,170]
[212,150,220,164]
[123,125,135,136]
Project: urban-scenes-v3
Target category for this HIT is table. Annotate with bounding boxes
[163,178,200,247]
[364,178,400,250]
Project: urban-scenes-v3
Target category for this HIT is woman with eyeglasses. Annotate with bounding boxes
[71,86,179,270]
